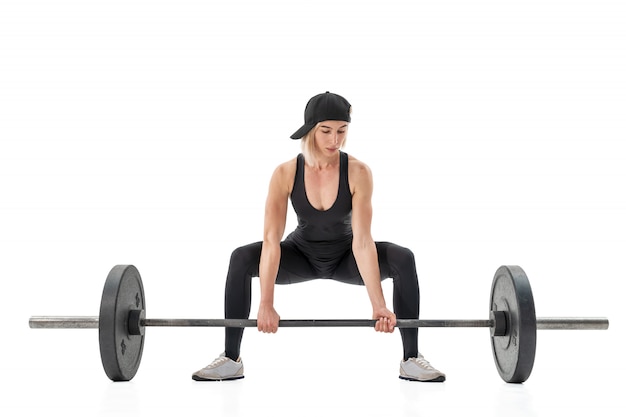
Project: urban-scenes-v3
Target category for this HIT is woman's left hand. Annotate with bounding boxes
[372,306,396,333]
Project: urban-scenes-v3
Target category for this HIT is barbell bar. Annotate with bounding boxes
[29,317,608,330]
[28,264,609,383]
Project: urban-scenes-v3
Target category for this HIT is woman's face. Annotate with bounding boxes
[313,120,349,158]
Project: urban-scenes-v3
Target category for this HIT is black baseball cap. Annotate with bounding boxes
[290,92,352,139]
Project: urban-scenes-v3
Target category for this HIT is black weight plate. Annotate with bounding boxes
[490,265,537,383]
[99,265,145,381]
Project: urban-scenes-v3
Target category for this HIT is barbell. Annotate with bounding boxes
[29,264,609,383]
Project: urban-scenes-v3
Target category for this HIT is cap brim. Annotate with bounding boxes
[290,124,315,140]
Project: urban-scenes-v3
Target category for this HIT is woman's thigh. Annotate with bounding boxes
[329,241,416,284]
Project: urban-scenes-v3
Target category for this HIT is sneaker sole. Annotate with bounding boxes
[192,375,245,382]
[399,375,446,383]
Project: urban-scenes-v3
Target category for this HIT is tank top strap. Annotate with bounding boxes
[339,151,349,195]
[295,153,305,190]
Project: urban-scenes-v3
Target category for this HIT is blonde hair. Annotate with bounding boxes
[300,123,320,167]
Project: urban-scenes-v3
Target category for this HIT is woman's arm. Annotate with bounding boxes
[350,159,396,333]
[257,160,293,333]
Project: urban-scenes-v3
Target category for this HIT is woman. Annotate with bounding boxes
[193,92,445,382]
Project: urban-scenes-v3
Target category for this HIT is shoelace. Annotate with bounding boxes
[207,356,230,368]
[411,357,435,370]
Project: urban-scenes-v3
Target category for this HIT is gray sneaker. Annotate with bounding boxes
[399,354,446,382]
[192,352,244,381]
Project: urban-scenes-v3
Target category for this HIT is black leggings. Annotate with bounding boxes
[224,241,420,361]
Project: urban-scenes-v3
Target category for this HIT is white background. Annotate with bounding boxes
[1,1,624,416]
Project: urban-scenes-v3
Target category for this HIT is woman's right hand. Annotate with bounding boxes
[257,304,281,333]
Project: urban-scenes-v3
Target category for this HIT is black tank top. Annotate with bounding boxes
[285,152,353,274]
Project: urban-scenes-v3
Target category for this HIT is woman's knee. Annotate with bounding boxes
[229,242,262,268]
[226,242,262,284]
[388,244,417,275]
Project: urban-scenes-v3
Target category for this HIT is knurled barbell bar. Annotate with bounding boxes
[28,264,609,383]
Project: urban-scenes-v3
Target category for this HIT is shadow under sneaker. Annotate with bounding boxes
[399,354,446,382]
[192,352,244,381]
